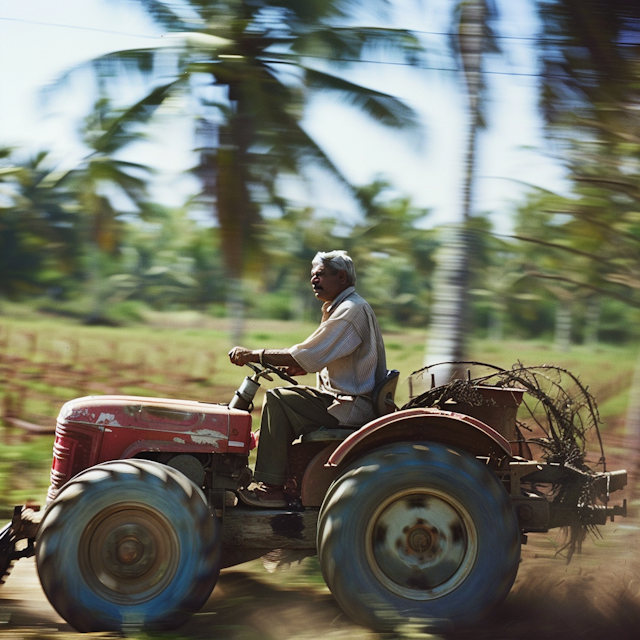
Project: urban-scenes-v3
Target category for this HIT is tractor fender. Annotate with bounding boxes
[327,408,513,470]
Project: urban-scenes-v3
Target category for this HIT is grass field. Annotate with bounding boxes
[0,310,638,512]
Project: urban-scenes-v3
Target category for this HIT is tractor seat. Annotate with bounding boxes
[373,369,400,417]
[299,370,400,444]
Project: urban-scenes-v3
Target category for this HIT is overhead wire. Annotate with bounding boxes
[1,14,638,83]
[3,15,640,45]
[0,16,160,39]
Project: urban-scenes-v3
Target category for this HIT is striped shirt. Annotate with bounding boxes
[289,287,387,426]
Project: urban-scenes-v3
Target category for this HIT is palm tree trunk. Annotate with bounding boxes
[226,276,245,345]
[584,295,600,347]
[196,117,251,343]
[83,194,111,325]
[554,300,572,352]
[488,302,505,342]
[424,224,469,383]
[424,0,485,384]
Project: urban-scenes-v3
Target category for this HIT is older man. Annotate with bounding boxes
[228,250,387,507]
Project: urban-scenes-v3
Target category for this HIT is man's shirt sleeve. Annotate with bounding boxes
[289,318,362,374]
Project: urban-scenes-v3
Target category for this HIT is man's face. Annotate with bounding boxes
[310,264,349,302]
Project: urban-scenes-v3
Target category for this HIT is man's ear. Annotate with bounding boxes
[338,270,348,284]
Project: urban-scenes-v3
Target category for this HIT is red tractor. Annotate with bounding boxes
[0,362,628,634]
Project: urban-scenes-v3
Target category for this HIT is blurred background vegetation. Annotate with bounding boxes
[2,1,639,341]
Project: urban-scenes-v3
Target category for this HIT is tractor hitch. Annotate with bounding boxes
[0,505,41,583]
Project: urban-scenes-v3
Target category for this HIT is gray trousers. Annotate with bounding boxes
[254,386,339,485]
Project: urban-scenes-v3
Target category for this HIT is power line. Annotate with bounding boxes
[0,16,159,39]
[3,15,640,47]
[268,54,566,81]
[0,14,635,82]
[408,27,640,47]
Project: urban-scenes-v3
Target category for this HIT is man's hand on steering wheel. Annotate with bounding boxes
[228,346,254,367]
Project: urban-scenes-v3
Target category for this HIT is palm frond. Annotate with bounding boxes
[90,48,159,78]
[303,67,419,130]
[0,167,23,179]
[95,81,183,154]
[293,26,425,65]
[42,48,159,104]
[128,0,189,31]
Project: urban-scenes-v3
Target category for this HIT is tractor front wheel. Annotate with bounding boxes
[317,442,520,632]
[36,459,220,633]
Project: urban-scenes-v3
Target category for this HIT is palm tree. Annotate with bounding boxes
[60,0,422,339]
[536,0,640,133]
[0,149,80,300]
[346,177,436,325]
[424,0,496,382]
[424,0,640,381]
[58,92,167,322]
[513,102,640,466]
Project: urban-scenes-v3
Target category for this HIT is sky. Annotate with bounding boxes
[0,0,569,232]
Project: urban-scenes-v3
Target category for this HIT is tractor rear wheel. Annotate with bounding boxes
[317,442,520,632]
[36,459,220,633]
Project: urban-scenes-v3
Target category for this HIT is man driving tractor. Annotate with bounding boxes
[228,250,387,507]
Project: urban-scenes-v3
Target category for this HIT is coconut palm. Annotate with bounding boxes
[57,90,169,322]
[424,0,497,382]
[537,0,640,132]
[60,0,422,338]
[0,149,81,299]
[345,177,436,325]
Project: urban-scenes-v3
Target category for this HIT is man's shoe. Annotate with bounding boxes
[239,482,287,509]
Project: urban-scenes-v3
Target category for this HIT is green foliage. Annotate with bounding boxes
[0,433,53,510]
[597,299,640,343]
[251,291,299,321]
[513,101,640,345]
[70,0,423,283]
[0,150,81,297]
[3,2,640,348]
[537,0,640,128]
[510,2,640,348]
[110,207,226,311]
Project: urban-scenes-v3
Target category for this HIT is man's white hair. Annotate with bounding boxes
[312,250,356,286]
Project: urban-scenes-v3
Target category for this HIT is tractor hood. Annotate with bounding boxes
[49,395,253,501]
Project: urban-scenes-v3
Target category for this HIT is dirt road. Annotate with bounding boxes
[1,507,639,640]
[0,555,376,640]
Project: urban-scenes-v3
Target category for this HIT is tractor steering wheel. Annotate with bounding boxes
[246,362,299,386]
[262,362,299,386]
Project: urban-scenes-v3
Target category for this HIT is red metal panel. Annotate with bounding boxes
[57,395,253,461]
[300,443,341,507]
[47,421,104,501]
[47,395,252,500]
[327,408,513,468]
